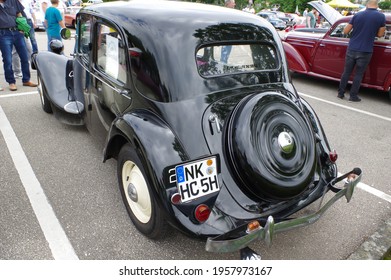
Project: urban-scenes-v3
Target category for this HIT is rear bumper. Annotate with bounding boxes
[205,168,362,253]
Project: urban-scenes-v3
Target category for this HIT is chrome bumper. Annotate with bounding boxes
[205,168,362,253]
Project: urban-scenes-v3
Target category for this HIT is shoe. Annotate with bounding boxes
[337,94,344,99]
[348,97,361,102]
[23,81,38,87]
[9,84,17,91]
[14,73,23,79]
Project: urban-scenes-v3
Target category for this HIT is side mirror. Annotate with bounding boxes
[61,28,71,40]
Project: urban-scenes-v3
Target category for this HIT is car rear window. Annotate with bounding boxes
[196,44,279,77]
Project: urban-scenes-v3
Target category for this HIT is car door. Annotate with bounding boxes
[311,22,349,79]
[89,19,132,146]
[364,23,391,89]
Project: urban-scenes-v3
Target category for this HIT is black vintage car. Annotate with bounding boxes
[32,0,362,259]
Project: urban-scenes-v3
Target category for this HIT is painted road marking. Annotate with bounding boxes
[0,105,78,260]
[0,91,38,98]
[299,92,391,123]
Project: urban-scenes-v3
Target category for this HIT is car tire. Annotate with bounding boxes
[37,72,53,114]
[117,143,167,239]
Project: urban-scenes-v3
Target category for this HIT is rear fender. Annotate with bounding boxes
[104,110,190,226]
[34,52,85,124]
[282,41,309,73]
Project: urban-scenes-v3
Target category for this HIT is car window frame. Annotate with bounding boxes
[76,13,93,65]
[91,18,129,87]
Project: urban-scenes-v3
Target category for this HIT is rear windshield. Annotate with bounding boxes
[196,43,279,77]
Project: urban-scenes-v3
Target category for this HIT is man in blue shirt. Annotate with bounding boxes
[337,0,386,102]
[0,0,37,91]
[45,0,66,51]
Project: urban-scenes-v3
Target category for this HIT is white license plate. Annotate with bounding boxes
[175,157,219,203]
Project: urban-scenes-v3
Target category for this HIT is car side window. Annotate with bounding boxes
[196,44,279,77]
[330,23,350,38]
[96,23,127,83]
[78,14,92,57]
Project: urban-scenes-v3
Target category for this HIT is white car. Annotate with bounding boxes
[33,5,45,30]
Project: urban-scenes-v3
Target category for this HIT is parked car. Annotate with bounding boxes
[283,1,391,99]
[256,11,286,30]
[271,10,295,27]
[33,4,45,30]
[82,0,103,6]
[31,0,362,259]
[64,6,82,28]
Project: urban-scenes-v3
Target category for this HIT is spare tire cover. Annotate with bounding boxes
[227,92,316,199]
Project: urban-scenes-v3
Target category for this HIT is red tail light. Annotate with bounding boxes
[194,204,211,223]
[171,193,182,205]
[329,150,338,163]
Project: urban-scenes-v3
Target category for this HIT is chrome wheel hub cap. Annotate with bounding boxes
[278,131,294,154]
[127,183,138,202]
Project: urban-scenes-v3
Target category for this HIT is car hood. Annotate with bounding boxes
[309,0,343,25]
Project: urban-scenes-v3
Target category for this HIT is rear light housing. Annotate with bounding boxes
[194,204,211,223]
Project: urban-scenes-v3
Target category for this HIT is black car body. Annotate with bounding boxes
[32,0,361,259]
[256,11,287,30]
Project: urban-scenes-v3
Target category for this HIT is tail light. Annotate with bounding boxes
[194,204,211,223]
[329,150,338,163]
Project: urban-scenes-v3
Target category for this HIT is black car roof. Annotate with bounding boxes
[83,0,272,40]
[81,0,283,101]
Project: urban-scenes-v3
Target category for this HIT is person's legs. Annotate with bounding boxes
[0,30,17,85]
[13,31,31,83]
[220,45,232,64]
[349,52,372,100]
[27,19,39,53]
[338,50,356,98]
[12,46,22,78]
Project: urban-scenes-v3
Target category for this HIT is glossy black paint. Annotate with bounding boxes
[34,1,339,243]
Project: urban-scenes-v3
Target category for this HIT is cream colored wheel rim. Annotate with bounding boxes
[122,160,152,224]
[37,76,44,105]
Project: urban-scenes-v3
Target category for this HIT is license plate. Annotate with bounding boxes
[175,157,220,203]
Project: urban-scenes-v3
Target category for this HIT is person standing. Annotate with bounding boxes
[44,0,66,51]
[12,0,39,78]
[306,8,316,28]
[303,8,308,18]
[337,0,386,102]
[220,0,235,64]
[0,0,37,91]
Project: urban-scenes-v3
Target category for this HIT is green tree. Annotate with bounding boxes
[379,0,391,10]
[254,0,317,14]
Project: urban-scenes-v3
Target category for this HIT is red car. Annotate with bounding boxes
[64,6,82,29]
[283,1,391,99]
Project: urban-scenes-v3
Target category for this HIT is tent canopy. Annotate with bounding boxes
[326,0,359,8]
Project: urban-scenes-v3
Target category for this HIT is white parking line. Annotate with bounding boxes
[299,92,391,123]
[357,182,391,204]
[0,91,38,98]
[0,105,78,260]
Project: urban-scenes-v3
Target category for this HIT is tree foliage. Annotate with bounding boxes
[379,0,391,10]
[181,0,321,14]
